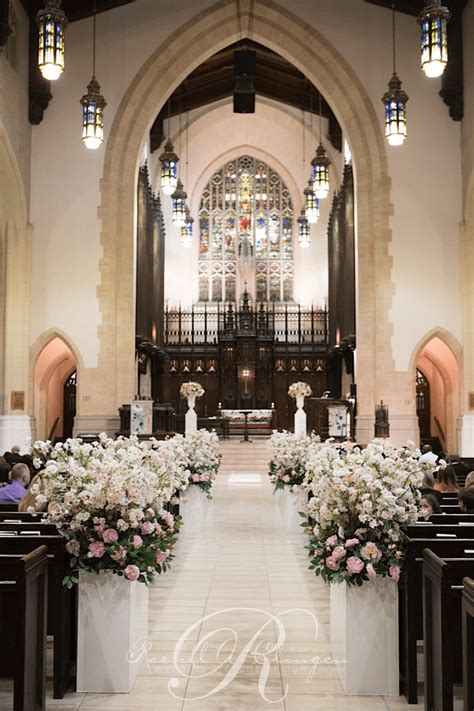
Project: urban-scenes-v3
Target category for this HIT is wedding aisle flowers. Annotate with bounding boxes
[36,435,180,586]
[303,441,424,586]
[166,429,221,498]
[288,381,312,399]
[268,431,320,491]
[180,382,205,399]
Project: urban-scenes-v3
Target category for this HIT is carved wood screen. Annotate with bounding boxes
[136,163,166,346]
[327,161,355,347]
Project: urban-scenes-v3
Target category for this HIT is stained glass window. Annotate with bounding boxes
[198,156,294,302]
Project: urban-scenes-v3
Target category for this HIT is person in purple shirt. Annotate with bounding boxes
[0,463,30,504]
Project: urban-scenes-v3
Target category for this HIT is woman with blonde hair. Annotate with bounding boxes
[19,473,47,512]
[434,465,459,494]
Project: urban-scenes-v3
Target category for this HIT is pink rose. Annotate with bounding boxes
[155,549,169,565]
[88,541,105,558]
[325,535,338,549]
[141,521,155,535]
[345,538,359,548]
[389,565,401,582]
[366,563,377,579]
[111,546,126,562]
[361,543,382,562]
[346,556,364,574]
[325,556,340,571]
[132,535,143,548]
[332,546,346,561]
[282,475,290,483]
[124,564,140,581]
[102,528,118,543]
[191,474,200,483]
[65,539,80,556]
[162,511,174,528]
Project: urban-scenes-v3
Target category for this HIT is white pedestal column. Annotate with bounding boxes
[281,488,308,533]
[330,578,399,695]
[457,415,474,456]
[294,395,307,437]
[185,395,198,437]
[77,571,149,692]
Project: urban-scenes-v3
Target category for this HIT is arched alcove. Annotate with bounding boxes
[33,337,78,440]
[84,0,401,443]
[412,333,462,452]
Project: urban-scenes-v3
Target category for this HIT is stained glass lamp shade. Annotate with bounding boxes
[36,0,68,81]
[417,1,450,78]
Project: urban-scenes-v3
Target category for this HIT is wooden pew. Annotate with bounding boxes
[423,550,474,711]
[429,514,474,525]
[463,577,474,711]
[0,521,58,536]
[405,524,474,539]
[399,537,474,704]
[0,535,76,698]
[0,546,48,711]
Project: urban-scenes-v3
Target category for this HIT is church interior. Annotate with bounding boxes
[0,0,473,708]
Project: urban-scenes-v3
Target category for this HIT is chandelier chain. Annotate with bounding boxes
[92,0,97,77]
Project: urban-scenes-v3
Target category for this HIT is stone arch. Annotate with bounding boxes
[93,0,393,441]
[410,328,462,452]
[30,331,82,440]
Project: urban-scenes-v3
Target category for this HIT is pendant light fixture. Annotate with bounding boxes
[382,4,408,147]
[181,209,194,249]
[311,92,331,200]
[304,179,320,224]
[36,0,68,81]
[298,209,310,248]
[160,98,179,195]
[80,1,106,150]
[417,0,451,78]
[172,95,187,226]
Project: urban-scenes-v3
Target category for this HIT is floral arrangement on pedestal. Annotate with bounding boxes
[288,381,312,399]
[32,435,182,587]
[166,429,221,498]
[180,382,205,399]
[268,430,320,491]
[302,441,425,586]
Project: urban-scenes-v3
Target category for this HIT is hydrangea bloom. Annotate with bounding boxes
[267,431,321,491]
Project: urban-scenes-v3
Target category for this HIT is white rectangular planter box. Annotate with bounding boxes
[180,484,207,533]
[330,577,399,695]
[281,488,308,533]
[77,571,149,693]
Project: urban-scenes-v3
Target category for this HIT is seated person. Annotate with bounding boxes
[0,456,11,485]
[420,471,443,502]
[0,463,30,503]
[420,494,442,517]
[3,445,23,467]
[419,444,438,465]
[19,473,46,513]
[465,471,474,488]
[446,453,472,480]
[434,465,459,493]
[458,486,474,514]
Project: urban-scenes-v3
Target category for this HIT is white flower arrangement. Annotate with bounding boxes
[165,429,221,498]
[180,382,205,399]
[288,381,312,399]
[35,434,184,586]
[268,430,321,491]
[302,440,425,586]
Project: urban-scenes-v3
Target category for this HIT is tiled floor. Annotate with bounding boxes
[1,466,429,710]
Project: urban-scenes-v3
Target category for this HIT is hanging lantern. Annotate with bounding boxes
[417,1,451,78]
[36,0,68,81]
[181,211,194,249]
[80,76,106,150]
[311,143,331,199]
[382,73,408,146]
[172,179,187,227]
[304,180,320,224]
[298,210,310,248]
[159,139,179,195]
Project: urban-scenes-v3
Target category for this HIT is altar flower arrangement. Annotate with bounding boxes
[180,382,205,399]
[166,429,221,498]
[303,441,424,586]
[268,430,320,491]
[36,434,181,587]
[288,381,312,399]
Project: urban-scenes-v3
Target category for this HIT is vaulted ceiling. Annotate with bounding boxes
[19,0,135,22]
[149,40,343,154]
